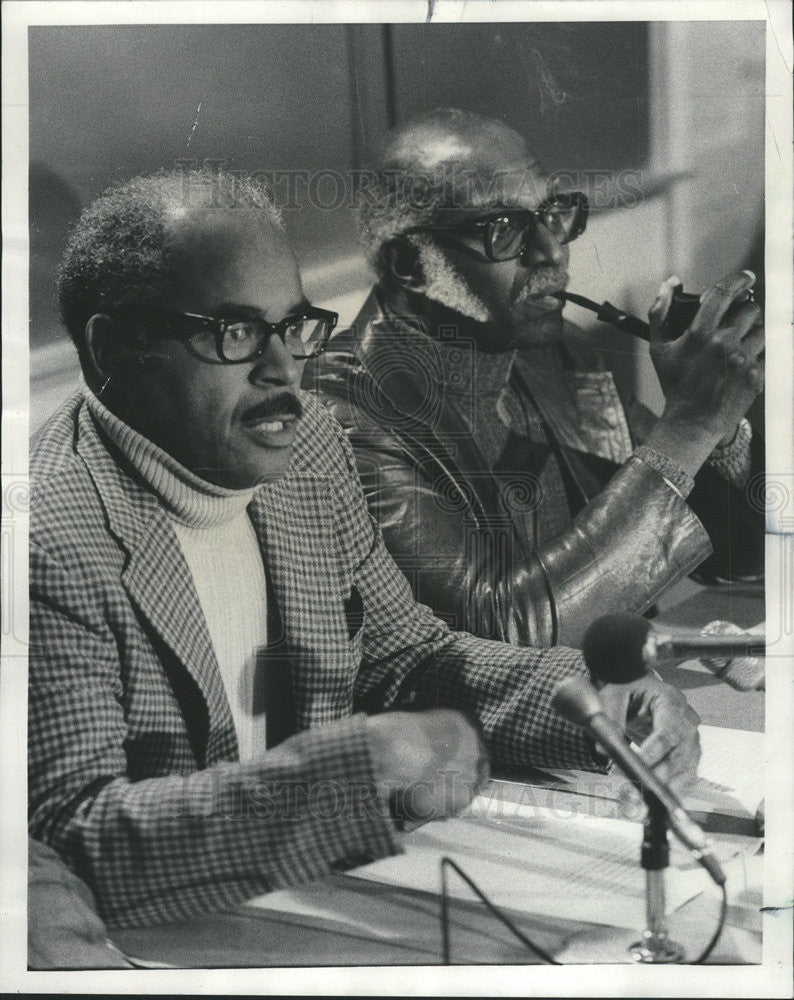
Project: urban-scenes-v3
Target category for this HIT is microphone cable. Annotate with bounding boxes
[438,855,728,965]
[692,882,728,964]
[440,855,560,965]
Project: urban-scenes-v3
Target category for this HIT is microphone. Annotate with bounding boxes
[552,676,726,885]
[582,612,765,688]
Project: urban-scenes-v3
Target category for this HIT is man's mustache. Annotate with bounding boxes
[514,266,570,302]
[242,392,304,423]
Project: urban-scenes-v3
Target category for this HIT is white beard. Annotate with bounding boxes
[412,234,490,324]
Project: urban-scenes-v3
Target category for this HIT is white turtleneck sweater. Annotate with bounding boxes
[84,387,271,761]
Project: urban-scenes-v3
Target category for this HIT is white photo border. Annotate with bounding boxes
[2,1,792,995]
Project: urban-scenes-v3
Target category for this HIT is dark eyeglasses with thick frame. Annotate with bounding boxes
[402,191,589,263]
[106,305,338,364]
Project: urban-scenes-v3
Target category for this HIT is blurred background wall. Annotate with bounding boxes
[29,20,765,430]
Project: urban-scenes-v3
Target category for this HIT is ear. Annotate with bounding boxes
[84,314,141,386]
[382,237,425,290]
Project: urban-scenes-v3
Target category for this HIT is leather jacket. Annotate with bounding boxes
[305,289,765,648]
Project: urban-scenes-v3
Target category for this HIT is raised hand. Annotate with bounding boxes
[644,271,764,475]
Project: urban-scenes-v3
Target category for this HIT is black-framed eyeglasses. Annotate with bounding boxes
[107,305,338,364]
[403,191,589,262]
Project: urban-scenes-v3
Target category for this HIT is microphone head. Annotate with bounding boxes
[582,613,654,684]
[551,676,604,727]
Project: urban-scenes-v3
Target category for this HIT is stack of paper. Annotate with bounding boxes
[486,725,765,833]
[251,724,762,941]
[345,805,755,931]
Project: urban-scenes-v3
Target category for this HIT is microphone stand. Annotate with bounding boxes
[553,673,727,962]
[630,790,684,963]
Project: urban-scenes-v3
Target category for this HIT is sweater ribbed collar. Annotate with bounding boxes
[83,385,256,528]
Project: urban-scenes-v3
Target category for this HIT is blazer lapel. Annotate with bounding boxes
[76,405,238,765]
[121,519,238,764]
[249,468,358,733]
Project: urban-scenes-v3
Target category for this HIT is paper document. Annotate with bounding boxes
[251,724,763,937]
[246,878,434,942]
[487,725,764,830]
[685,725,764,820]
[346,807,753,931]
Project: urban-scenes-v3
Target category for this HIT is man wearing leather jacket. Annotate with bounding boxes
[306,108,765,648]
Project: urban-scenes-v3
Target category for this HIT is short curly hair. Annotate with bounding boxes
[58,168,283,370]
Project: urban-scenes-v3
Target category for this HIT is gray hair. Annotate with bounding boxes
[58,168,283,368]
[357,109,477,275]
[357,109,503,320]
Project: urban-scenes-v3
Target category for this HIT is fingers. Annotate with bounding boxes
[638,726,677,771]
[691,269,756,334]
[601,675,701,796]
[730,348,765,385]
[617,779,646,820]
[706,296,763,356]
[648,275,681,340]
[648,266,764,443]
[650,270,761,347]
[636,687,701,795]
[638,746,698,797]
[739,324,765,358]
[732,314,765,386]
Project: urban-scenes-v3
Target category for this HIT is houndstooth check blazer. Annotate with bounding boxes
[29,390,595,928]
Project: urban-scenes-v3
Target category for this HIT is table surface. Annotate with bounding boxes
[115,868,761,968]
[112,584,766,968]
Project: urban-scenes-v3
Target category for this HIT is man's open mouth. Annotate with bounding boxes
[247,416,296,433]
[242,394,304,433]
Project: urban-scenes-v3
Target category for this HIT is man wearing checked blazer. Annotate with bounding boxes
[29,169,699,937]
